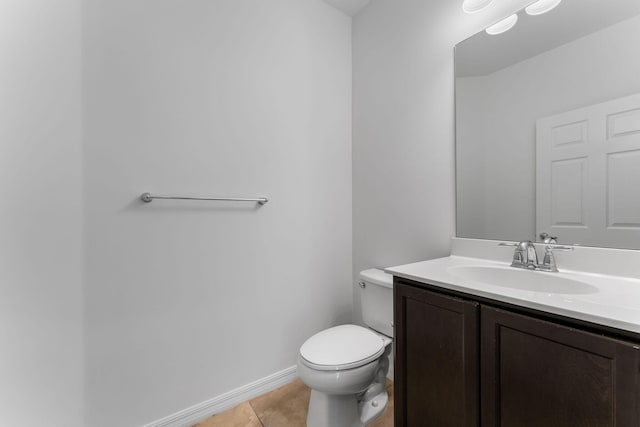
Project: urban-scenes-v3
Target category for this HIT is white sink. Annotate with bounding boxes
[387,249,640,334]
[447,265,599,295]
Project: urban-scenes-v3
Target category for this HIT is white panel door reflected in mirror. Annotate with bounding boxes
[536,93,640,249]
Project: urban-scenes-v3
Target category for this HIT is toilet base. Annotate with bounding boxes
[307,390,362,427]
[358,389,388,426]
[306,388,389,427]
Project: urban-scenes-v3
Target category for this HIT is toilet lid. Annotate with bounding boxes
[299,325,385,371]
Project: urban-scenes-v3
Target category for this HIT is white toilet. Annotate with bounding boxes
[297,269,393,427]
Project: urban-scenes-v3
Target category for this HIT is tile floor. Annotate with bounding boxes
[194,379,394,427]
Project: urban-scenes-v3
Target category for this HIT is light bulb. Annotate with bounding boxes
[462,0,493,14]
[525,0,563,16]
[485,14,519,35]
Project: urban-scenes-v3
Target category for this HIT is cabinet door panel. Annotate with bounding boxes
[481,306,640,427]
[395,283,479,427]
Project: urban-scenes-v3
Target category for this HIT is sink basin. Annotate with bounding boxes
[447,265,599,295]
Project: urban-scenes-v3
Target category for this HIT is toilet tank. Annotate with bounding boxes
[359,269,394,337]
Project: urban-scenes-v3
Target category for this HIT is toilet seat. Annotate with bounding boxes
[299,325,385,371]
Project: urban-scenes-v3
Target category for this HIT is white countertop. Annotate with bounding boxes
[386,255,640,335]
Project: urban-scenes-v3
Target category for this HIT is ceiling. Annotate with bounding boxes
[322,0,371,16]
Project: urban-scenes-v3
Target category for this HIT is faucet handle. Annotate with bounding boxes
[540,232,557,241]
[498,242,518,247]
[540,244,574,272]
[545,244,574,252]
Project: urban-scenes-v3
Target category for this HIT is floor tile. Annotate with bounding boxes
[195,379,394,427]
[193,402,263,427]
[249,380,311,427]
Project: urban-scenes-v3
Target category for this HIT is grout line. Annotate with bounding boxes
[247,401,265,427]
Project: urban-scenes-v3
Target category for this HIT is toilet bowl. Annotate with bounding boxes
[297,269,393,427]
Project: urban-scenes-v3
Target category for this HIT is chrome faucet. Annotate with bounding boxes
[538,235,574,272]
[500,240,539,270]
[499,238,574,272]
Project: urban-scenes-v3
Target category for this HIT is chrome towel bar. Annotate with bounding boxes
[140,193,268,205]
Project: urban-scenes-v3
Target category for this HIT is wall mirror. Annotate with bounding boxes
[455,0,640,249]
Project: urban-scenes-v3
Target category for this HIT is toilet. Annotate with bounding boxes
[297,269,393,427]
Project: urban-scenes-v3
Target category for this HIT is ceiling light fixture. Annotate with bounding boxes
[462,0,493,14]
[485,14,519,35]
[525,0,563,16]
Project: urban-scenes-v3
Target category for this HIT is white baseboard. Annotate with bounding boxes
[142,365,298,427]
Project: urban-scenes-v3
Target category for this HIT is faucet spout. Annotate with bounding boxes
[515,240,539,269]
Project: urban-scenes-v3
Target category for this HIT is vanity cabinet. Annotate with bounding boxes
[394,283,480,427]
[394,280,640,427]
[482,306,640,427]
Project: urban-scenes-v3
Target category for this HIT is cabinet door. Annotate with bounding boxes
[481,306,640,427]
[394,283,480,427]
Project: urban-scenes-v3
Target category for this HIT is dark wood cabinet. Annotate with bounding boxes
[394,279,640,427]
[394,283,480,427]
[481,306,640,427]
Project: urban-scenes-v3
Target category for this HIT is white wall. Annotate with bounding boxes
[352,0,532,321]
[457,14,640,241]
[0,1,84,426]
[83,0,352,425]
